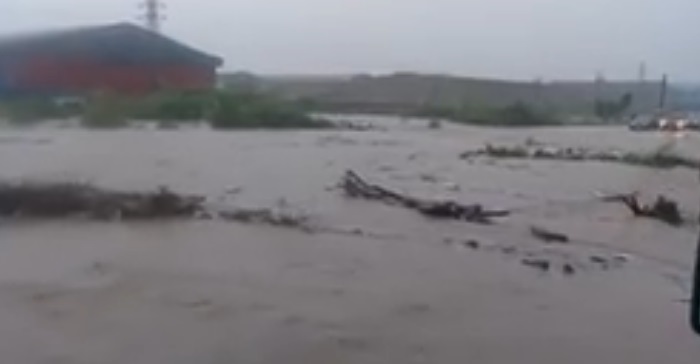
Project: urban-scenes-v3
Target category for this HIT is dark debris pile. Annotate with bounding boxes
[218,208,313,232]
[0,181,319,235]
[460,143,700,170]
[341,170,509,224]
[0,182,204,220]
[448,237,630,277]
[602,192,684,226]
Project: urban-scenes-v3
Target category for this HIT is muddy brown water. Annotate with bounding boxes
[0,117,699,363]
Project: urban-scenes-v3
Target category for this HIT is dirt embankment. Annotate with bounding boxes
[223,72,664,114]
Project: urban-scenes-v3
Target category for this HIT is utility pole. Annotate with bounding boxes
[635,61,647,112]
[659,73,668,110]
[139,0,165,33]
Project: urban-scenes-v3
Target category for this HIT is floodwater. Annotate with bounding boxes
[0,116,699,363]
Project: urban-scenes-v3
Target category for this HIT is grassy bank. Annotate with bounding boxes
[0,90,331,130]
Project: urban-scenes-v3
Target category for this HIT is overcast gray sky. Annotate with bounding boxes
[1,0,698,81]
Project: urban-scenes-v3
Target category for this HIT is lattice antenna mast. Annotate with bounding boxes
[139,0,165,32]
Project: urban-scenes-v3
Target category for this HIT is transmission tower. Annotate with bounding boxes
[139,0,165,32]
[638,62,647,84]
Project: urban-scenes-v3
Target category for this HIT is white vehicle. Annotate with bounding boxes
[629,112,692,132]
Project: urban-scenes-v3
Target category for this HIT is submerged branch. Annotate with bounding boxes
[601,192,684,226]
[340,170,509,224]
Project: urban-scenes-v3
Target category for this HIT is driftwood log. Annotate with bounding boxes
[602,192,683,226]
[341,170,509,224]
[530,226,570,244]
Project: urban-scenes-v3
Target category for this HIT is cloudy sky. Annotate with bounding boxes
[1,0,698,81]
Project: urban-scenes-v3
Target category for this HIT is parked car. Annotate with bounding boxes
[628,114,657,131]
[628,112,691,132]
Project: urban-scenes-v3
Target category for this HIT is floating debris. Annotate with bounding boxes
[501,246,518,255]
[521,258,551,272]
[428,119,442,129]
[604,193,683,226]
[0,182,203,220]
[0,181,318,234]
[590,255,609,264]
[562,263,576,276]
[419,173,439,183]
[316,135,359,146]
[225,187,244,195]
[218,208,313,232]
[449,235,624,276]
[463,240,481,250]
[590,255,617,270]
[530,226,570,244]
[333,120,377,131]
[613,254,631,263]
[460,143,700,170]
[340,170,509,224]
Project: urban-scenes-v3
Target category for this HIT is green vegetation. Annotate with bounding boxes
[0,90,328,130]
[0,98,78,124]
[594,93,633,121]
[135,91,214,121]
[415,102,560,127]
[82,94,129,128]
[210,92,330,129]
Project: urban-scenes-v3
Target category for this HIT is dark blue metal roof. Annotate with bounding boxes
[0,23,222,67]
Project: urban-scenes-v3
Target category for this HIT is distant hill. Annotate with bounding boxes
[220,72,667,115]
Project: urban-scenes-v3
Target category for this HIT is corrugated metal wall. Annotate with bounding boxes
[0,62,10,95]
[0,24,221,96]
[10,57,214,95]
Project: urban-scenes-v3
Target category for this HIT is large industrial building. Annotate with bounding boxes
[0,23,222,96]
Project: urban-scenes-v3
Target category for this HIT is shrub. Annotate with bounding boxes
[492,102,558,126]
[136,91,212,121]
[595,93,633,121]
[414,102,559,127]
[209,91,330,129]
[81,95,128,129]
[1,90,329,130]
[0,98,79,125]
